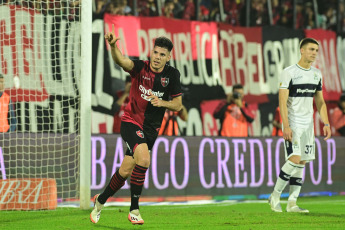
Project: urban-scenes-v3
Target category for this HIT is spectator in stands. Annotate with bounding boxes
[105,0,122,15]
[224,0,244,26]
[272,106,283,136]
[240,0,268,26]
[182,0,209,21]
[0,74,17,132]
[271,0,281,25]
[94,0,131,18]
[340,1,345,32]
[295,1,305,29]
[162,0,175,18]
[319,4,337,31]
[182,0,196,20]
[159,104,188,136]
[208,0,221,22]
[278,0,293,28]
[93,0,108,18]
[330,93,345,136]
[304,2,316,29]
[113,76,131,133]
[172,0,184,19]
[110,0,131,15]
[138,0,159,16]
[213,84,255,137]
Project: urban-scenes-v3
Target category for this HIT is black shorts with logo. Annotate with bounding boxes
[120,121,158,157]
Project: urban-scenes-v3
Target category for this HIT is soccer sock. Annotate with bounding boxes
[288,164,305,202]
[130,164,148,211]
[272,160,299,198]
[98,170,127,204]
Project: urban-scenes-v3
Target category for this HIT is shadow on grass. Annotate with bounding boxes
[304,212,345,219]
[88,224,128,230]
[3,209,130,230]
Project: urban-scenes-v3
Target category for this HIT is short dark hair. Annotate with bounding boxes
[299,38,319,49]
[232,84,243,91]
[154,37,173,52]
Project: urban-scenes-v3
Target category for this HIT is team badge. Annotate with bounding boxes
[161,77,169,87]
[136,130,144,138]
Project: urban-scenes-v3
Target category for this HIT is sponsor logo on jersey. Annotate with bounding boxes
[296,88,316,94]
[314,73,318,81]
[139,85,164,101]
[161,77,169,87]
[142,75,151,81]
[136,130,144,138]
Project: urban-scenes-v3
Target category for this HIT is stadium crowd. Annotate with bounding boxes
[91,0,345,32]
[1,0,344,32]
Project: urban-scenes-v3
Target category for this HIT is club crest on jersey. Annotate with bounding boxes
[161,77,169,87]
[136,130,144,138]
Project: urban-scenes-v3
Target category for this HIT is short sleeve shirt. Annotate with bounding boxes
[279,64,322,128]
[122,60,182,133]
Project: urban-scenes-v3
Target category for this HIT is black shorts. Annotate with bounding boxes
[120,121,158,157]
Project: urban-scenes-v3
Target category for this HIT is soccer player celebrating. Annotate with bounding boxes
[90,25,182,224]
[269,38,331,213]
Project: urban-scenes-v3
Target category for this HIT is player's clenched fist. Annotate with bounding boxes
[104,24,119,47]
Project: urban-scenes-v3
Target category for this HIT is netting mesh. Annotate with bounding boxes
[0,1,82,206]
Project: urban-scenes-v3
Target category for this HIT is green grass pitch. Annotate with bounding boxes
[2,196,345,229]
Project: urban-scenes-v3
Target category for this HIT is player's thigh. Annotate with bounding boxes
[120,121,147,157]
[284,128,303,162]
[133,131,157,167]
[300,126,315,163]
[133,143,151,167]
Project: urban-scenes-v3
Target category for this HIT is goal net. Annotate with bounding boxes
[0,1,86,210]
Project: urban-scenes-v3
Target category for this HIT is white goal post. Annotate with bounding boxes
[0,1,91,210]
[80,0,92,210]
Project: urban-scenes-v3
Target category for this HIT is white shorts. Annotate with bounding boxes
[284,123,315,162]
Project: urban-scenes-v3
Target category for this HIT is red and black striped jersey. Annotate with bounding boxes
[121,60,182,133]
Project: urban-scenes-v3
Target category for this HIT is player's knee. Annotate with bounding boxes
[119,168,132,178]
[288,155,300,164]
[137,157,150,168]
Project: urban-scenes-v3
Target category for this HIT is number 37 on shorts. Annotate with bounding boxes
[305,145,313,154]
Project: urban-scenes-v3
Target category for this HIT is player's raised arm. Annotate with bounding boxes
[105,24,134,72]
